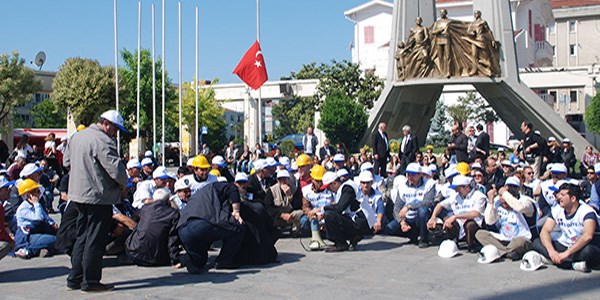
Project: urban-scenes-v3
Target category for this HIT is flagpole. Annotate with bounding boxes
[113,0,120,152]
[195,5,199,156]
[178,0,183,166]
[161,0,165,166]
[256,0,262,147]
[152,3,157,159]
[136,0,142,157]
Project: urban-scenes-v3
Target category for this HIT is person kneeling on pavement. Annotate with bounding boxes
[428,175,486,253]
[126,188,181,267]
[475,176,536,261]
[177,182,245,273]
[14,179,58,259]
[321,171,369,252]
[263,170,304,235]
[532,181,600,272]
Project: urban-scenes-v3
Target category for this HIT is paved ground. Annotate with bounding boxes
[1,234,599,299]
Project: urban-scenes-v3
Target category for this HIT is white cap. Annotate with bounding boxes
[279,156,291,167]
[470,162,483,171]
[360,162,374,172]
[187,158,194,167]
[276,170,291,179]
[174,177,191,191]
[0,177,15,189]
[548,136,556,142]
[497,147,505,152]
[505,176,521,187]
[438,240,459,259]
[153,166,176,180]
[144,150,153,157]
[141,157,153,167]
[265,157,279,168]
[550,163,567,174]
[126,158,142,169]
[217,176,228,183]
[253,159,266,171]
[562,138,571,144]
[20,163,43,178]
[320,171,338,191]
[478,245,501,264]
[212,155,227,167]
[444,165,458,179]
[549,178,580,192]
[449,175,472,189]
[333,154,345,162]
[235,172,249,182]
[336,168,349,178]
[520,251,544,271]
[358,171,373,182]
[100,110,127,132]
[405,163,421,175]
[595,162,600,174]
[501,160,513,167]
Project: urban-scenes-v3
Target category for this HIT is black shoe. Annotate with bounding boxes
[180,255,204,274]
[81,283,114,293]
[349,235,362,251]
[468,246,482,254]
[505,251,521,261]
[325,243,349,253]
[418,241,429,248]
[214,261,240,270]
[66,282,81,291]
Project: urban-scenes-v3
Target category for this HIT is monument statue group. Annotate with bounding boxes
[396,9,501,80]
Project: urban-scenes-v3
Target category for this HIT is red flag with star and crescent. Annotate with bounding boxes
[233,40,268,90]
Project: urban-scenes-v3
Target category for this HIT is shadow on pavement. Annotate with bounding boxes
[111,270,259,291]
[475,275,600,300]
[0,266,70,283]
[356,240,404,251]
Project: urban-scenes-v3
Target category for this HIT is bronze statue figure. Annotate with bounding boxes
[430,9,453,78]
[466,10,501,76]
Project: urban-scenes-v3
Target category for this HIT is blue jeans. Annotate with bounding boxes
[26,234,57,256]
[178,219,245,268]
[384,206,431,242]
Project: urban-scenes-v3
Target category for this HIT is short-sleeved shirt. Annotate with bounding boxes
[549,201,600,248]
[439,189,486,226]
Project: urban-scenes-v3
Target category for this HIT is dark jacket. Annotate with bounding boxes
[177,182,243,233]
[475,131,490,159]
[247,173,273,204]
[399,134,419,161]
[372,131,390,160]
[562,147,576,168]
[126,200,180,266]
[451,132,468,163]
[319,146,335,161]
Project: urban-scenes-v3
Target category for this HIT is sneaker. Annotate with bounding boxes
[308,240,325,251]
[15,248,30,259]
[81,283,115,293]
[572,261,590,273]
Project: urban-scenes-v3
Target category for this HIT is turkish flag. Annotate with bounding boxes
[233,40,268,90]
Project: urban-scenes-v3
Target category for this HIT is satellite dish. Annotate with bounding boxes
[34,51,46,70]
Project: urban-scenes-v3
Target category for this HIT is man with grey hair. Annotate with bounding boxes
[399,125,418,174]
[372,122,390,177]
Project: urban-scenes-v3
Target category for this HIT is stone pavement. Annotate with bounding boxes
[1,235,599,299]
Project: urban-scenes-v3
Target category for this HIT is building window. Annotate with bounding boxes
[569,20,576,32]
[364,26,374,44]
[569,91,577,103]
[569,44,576,56]
[549,91,557,104]
[548,22,556,34]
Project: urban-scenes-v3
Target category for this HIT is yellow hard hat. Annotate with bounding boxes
[456,162,470,175]
[296,154,312,167]
[191,155,211,169]
[310,165,326,181]
[18,179,41,196]
[209,169,221,177]
[76,124,86,131]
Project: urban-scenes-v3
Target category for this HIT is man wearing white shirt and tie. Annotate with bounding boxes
[399,125,418,174]
[371,122,390,177]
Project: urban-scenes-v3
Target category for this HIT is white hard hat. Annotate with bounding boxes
[520,251,544,271]
[174,178,191,192]
[438,240,459,259]
[477,245,501,264]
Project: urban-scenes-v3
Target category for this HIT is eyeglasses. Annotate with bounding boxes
[525,172,533,175]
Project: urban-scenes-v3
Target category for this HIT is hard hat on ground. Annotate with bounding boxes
[477,245,501,264]
[438,240,459,259]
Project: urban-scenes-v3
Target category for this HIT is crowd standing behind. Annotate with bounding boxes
[1,117,600,293]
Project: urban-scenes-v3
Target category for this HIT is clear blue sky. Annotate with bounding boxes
[1,0,367,84]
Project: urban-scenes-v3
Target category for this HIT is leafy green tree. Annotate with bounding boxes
[0,51,42,124]
[585,91,600,134]
[52,57,115,126]
[31,98,66,128]
[427,101,451,147]
[119,49,178,148]
[318,90,368,152]
[272,96,318,139]
[447,91,498,127]
[175,80,227,155]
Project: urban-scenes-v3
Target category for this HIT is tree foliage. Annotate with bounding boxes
[0,51,42,124]
[52,57,115,126]
[272,96,318,139]
[31,98,66,128]
[585,91,600,134]
[318,90,368,152]
[119,49,178,147]
[447,91,498,127]
[427,100,452,147]
[175,80,227,155]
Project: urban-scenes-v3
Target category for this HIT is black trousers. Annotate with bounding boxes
[67,203,113,289]
[533,238,600,268]
[324,211,367,245]
[373,155,388,177]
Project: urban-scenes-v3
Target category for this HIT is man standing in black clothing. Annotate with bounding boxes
[399,125,418,174]
[372,122,390,177]
[521,121,545,178]
[475,124,490,160]
[448,124,468,163]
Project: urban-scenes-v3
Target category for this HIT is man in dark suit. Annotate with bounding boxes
[448,124,468,163]
[475,124,490,160]
[372,122,390,177]
[399,125,418,174]
[318,139,335,163]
